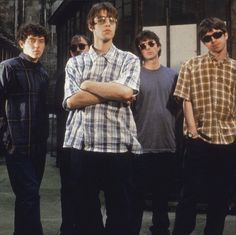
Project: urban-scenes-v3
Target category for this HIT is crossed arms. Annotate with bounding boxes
[66,80,135,109]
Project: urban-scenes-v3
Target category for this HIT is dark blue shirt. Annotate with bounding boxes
[133,66,177,153]
[0,53,49,155]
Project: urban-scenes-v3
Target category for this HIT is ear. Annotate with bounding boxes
[224,32,228,40]
[88,24,94,32]
[18,40,25,49]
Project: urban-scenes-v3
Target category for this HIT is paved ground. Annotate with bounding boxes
[0,155,236,235]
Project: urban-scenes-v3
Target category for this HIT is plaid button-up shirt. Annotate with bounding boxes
[63,44,142,153]
[174,53,236,144]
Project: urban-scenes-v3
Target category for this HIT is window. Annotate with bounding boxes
[143,0,226,26]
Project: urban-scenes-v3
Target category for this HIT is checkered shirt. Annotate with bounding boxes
[63,44,142,153]
[174,53,236,144]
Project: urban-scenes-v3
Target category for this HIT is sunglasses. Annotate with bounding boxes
[94,16,117,25]
[139,40,156,50]
[202,31,224,43]
[78,43,88,50]
[70,43,88,52]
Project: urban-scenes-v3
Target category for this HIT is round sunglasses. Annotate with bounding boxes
[70,43,88,52]
[139,40,156,50]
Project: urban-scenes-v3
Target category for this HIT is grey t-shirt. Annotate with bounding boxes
[133,66,177,153]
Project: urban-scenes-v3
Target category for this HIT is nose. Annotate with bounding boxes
[210,36,216,42]
[144,43,151,50]
[104,18,111,26]
[34,40,40,47]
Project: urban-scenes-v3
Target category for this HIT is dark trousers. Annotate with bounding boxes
[5,143,47,235]
[67,149,135,235]
[132,153,176,235]
[59,148,78,235]
[172,139,236,235]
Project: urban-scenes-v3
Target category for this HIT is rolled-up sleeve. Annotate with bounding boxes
[62,57,82,109]
[174,62,191,101]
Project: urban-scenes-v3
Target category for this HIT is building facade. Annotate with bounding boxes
[143,0,232,69]
[1,0,234,155]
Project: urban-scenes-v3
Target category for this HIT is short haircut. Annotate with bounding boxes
[135,30,162,59]
[70,34,91,46]
[198,17,227,40]
[87,1,118,28]
[16,23,49,44]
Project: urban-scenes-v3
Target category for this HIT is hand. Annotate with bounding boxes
[126,94,137,105]
[186,130,199,139]
[80,80,91,91]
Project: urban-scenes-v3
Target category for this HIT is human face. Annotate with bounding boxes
[202,29,228,54]
[91,10,117,43]
[19,35,46,62]
[70,37,90,56]
[78,37,90,53]
[139,39,160,61]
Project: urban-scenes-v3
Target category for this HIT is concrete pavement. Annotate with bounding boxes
[0,155,236,235]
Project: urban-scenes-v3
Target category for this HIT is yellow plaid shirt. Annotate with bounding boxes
[174,53,236,144]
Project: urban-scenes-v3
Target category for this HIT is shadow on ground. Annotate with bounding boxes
[0,155,235,235]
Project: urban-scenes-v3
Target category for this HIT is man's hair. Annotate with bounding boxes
[70,34,91,47]
[198,17,227,40]
[135,30,162,59]
[87,1,118,28]
[16,23,49,44]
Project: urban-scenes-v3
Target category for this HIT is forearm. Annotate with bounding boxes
[66,89,106,109]
[80,80,134,102]
[183,99,198,136]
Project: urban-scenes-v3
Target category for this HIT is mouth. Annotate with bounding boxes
[103,30,111,33]
[211,43,220,48]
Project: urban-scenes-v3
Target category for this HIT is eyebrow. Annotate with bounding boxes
[28,36,45,39]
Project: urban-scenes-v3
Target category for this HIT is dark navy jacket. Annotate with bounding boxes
[0,53,49,155]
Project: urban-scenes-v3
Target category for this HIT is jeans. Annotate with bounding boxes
[5,143,46,235]
[68,149,135,235]
[132,153,176,235]
[59,148,78,235]
[172,138,236,235]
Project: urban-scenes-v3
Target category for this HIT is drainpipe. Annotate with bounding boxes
[22,0,25,22]
[14,0,18,36]
[166,0,170,67]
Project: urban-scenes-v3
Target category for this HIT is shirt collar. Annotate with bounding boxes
[19,52,41,67]
[89,44,117,64]
[207,52,230,64]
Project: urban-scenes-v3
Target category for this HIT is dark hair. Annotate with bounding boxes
[87,1,118,28]
[135,30,161,59]
[198,17,227,40]
[70,34,91,47]
[16,23,49,44]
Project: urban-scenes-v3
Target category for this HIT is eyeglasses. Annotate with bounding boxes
[94,16,117,25]
[70,43,88,52]
[77,43,88,50]
[139,40,156,50]
[202,31,224,43]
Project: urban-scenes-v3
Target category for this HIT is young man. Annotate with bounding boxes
[0,24,49,235]
[58,34,91,235]
[172,17,236,235]
[63,2,141,235]
[69,34,91,57]
[132,30,178,235]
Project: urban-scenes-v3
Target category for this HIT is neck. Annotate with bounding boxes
[143,57,160,70]
[210,47,228,61]
[93,39,113,54]
[22,52,39,63]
